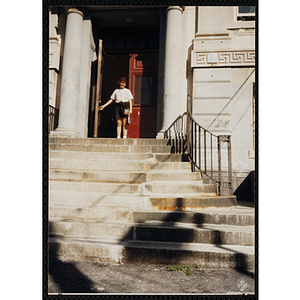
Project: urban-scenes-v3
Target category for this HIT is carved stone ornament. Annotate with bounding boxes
[191,50,255,67]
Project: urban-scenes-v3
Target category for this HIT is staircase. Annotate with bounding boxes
[49,137,254,273]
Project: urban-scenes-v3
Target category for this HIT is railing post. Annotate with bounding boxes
[217,136,221,195]
[165,105,233,197]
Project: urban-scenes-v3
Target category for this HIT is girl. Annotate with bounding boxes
[99,77,133,139]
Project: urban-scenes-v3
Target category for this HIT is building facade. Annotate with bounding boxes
[49,6,256,193]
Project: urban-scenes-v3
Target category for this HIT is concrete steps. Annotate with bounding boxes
[50,150,186,162]
[50,217,254,246]
[49,169,202,183]
[50,159,191,172]
[49,236,254,271]
[49,137,171,145]
[50,143,174,154]
[48,137,255,271]
[50,207,255,226]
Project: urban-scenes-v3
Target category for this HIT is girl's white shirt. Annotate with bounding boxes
[110,88,133,103]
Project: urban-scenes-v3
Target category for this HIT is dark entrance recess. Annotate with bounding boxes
[88,7,163,138]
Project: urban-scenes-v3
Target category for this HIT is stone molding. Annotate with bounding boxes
[191,50,255,68]
[66,8,84,17]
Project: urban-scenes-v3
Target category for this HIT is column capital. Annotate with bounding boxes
[66,7,84,18]
[166,6,184,13]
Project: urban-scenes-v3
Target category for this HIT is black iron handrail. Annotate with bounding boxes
[164,96,233,196]
[49,105,59,133]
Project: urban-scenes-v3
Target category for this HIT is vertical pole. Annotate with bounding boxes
[227,136,233,195]
[211,134,213,179]
[217,136,221,195]
[94,39,103,138]
[194,122,197,169]
[198,126,201,171]
[191,119,194,171]
[204,130,207,174]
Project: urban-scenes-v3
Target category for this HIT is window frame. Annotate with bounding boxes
[236,6,255,21]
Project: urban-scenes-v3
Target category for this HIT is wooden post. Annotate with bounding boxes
[93,39,103,138]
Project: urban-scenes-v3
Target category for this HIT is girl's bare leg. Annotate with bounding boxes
[116,118,122,138]
[122,118,128,138]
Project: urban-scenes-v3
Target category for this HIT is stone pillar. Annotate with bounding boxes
[52,8,83,137]
[157,6,183,137]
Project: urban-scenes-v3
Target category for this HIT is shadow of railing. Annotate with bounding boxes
[211,229,255,278]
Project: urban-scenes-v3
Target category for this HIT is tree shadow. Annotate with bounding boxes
[49,137,255,291]
[48,222,95,293]
[213,230,255,278]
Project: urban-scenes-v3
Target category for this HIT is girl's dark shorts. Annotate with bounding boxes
[114,101,129,119]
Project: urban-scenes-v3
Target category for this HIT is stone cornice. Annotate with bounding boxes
[191,50,255,68]
[166,6,183,13]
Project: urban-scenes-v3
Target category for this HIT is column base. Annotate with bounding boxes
[50,127,81,138]
[156,129,166,139]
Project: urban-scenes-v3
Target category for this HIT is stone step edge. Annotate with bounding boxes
[49,206,254,227]
[49,204,250,213]
[49,206,254,226]
[48,236,255,270]
[49,151,188,162]
[49,236,254,253]
[49,195,234,203]
[49,217,254,232]
[49,195,232,203]
[49,137,176,144]
[49,150,185,157]
[49,205,253,215]
[49,169,194,174]
[49,144,174,152]
[49,159,190,166]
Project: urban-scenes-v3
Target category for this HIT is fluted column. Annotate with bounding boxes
[52,8,83,137]
[161,6,183,131]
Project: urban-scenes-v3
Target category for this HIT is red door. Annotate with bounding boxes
[128,53,158,138]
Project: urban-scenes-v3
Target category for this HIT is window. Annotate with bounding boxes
[237,6,255,21]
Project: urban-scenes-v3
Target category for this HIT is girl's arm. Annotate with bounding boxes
[99,99,113,111]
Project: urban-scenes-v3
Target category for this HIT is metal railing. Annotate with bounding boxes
[49,105,59,133]
[164,96,233,196]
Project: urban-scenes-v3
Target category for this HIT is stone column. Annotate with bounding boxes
[52,8,83,137]
[158,6,183,137]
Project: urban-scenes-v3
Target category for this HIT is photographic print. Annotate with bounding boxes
[45,1,257,297]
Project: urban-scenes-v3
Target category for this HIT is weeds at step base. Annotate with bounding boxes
[167,265,195,276]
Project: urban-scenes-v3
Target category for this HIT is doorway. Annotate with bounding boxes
[88,7,163,138]
[97,52,158,138]
[98,53,130,137]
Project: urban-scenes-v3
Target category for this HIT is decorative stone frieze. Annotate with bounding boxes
[191,50,255,68]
